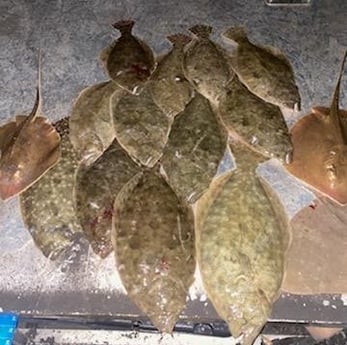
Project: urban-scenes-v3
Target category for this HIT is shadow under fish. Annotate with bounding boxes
[286,50,347,205]
[0,82,61,200]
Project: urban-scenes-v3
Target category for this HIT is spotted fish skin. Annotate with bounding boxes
[286,51,347,204]
[183,25,232,106]
[20,118,82,260]
[160,94,227,203]
[74,139,140,258]
[69,81,122,165]
[112,171,195,333]
[218,75,292,162]
[101,20,155,94]
[150,34,193,118]
[111,88,171,168]
[222,27,301,111]
[196,143,287,345]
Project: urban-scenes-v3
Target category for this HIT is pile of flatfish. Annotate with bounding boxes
[3,19,347,345]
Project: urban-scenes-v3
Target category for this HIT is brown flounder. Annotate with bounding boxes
[69,80,122,164]
[222,27,301,111]
[160,94,227,203]
[196,143,288,345]
[286,51,347,204]
[218,75,292,162]
[0,81,60,200]
[183,25,232,106]
[101,20,155,94]
[112,171,195,333]
[20,118,81,260]
[150,34,194,118]
[74,139,140,258]
[111,87,171,167]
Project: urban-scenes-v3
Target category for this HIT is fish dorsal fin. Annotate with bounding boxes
[330,50,347,144]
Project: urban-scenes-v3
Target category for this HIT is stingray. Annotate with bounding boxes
[112,171,195,333]
[286,51,347,205]
[0,69,61,200]
[283,196,347,294]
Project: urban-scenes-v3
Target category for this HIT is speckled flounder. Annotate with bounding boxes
[101,20,155,94]
[20,118,82,260]
[0,86,61,200]
[222,27,301,111]
[286,51,347,204]
[160,94,227,203]
[69,80,122,164]
[112,171,195,333]
[111,87,171,167]
[74,139,140,258]
[218,75,292,162]
[149,34,194,118]
[196,143,287,345]
[183,25,232,105]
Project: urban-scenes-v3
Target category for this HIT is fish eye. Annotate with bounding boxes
[174,75,184,82]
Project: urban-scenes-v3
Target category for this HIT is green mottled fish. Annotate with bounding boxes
[20,118,82,260]
[74,139,140,258]
[69,81,122,164]
[112,171,195,333]
[183,24,232,106]
[150,34,193,118]
[160,94,227,203]
[101,20,155,94]
[222,27,301,111]
[218,75,292,162]
[111,87,171,167]
[196,143,288,345]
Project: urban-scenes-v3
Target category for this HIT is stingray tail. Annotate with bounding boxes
[167,33,191,47]
[189,24,212,39]
[330,50,347,144]
[113,19,135,35]
[222,27,248,43]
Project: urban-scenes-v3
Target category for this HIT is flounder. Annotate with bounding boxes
[111,87,171,167]
[183,25,232,105]
[196,143,287,345]
[222,27,301,111]
[20,118,81,260]
[69,80,122,164]
[112,171,195,333]
[0,75,61,200]
[101,20,155,94]
[74,139,140,258]
[150,34,194,118]
[160,94,227,203]
[218,75,292,162]
[286,51,347,204]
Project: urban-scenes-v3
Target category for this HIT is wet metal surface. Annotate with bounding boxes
[1,0,347,327]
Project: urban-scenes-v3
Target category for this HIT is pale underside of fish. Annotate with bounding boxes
[160,94,227,204]
[111,87,171,167]
[196,143,287,345]
[112,171,195,333]
[69,80,122,164]
[218,75,292,163]
[283,196,347,294]
[222,27,301,111]
[20,118,82,260]
[183,25,232,106]
[74,139,140,258]
[149,34,193,118]
[100,20,155,94]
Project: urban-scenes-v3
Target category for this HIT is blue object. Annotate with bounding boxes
[0,313,18,345]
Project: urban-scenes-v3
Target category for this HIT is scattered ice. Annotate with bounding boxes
[341,295,347,306]
[322,300,330,306]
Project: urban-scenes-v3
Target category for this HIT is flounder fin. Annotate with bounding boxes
[113,19,135,35]
[189,24,212,39]
[222,26,248,43]
[167,33,191,47]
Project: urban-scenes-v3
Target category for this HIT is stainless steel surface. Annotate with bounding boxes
[1,0,347,326]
